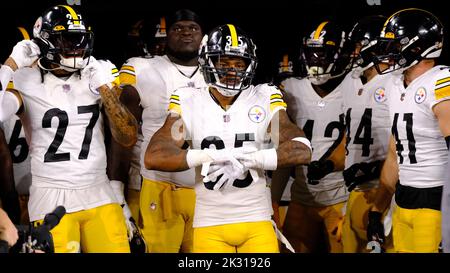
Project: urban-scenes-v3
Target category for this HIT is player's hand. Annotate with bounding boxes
[9,40,40,69]
[367,210,385,244]
[306,160,334,185]
[81,56,110,92]
[109,180,147,252]
[0,209,19,247]
[344,161,381,191]
[202,162,246,190]
[233,147,277,170]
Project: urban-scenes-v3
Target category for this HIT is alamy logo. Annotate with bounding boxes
[366,0,381,5]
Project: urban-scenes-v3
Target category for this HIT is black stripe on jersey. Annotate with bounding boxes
[169,101,180,105]
[270,98,285,103]
[436,76,450,86]
[435,82,450,91]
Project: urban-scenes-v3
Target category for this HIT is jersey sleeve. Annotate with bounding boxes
[119,60,136,86]
[168,91,182,115]
[268,86,287,114]
[430,69,450,108]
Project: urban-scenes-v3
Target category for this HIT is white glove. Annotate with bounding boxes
[234,148,278,170]
[186,148,244,169]
[9,40,40,69]
[110,180,135,241]
[81,56,109,93]
[202,162,247,191]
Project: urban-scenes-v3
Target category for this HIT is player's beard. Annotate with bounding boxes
[166,46,198,62]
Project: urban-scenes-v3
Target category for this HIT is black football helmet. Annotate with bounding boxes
[300,21,350,85]
[33,5,94,72]
[347,15,387,74]
[374,8,444,74]
[127,16,167,58]
[199,24,257,96]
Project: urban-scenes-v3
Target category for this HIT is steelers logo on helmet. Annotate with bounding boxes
[374,8,444,74]
[300,21,351,85]
[415,87,427,104]
[33,5,94,72]
[199,24,257,97]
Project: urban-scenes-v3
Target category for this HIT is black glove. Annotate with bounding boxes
[307,160,334,185]
[367,211,385,244]
[343,161,381,192]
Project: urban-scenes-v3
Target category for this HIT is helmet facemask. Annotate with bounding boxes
[40,30,94,72]
[301,23,349,85]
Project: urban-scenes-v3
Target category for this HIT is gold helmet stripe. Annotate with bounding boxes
[313,21,329,40]
[59,5,80,25]
[227,24,238,47]
[17,27,30,40]
[381,8,437,36]
[160,17,166,34]
[282,54,289,67]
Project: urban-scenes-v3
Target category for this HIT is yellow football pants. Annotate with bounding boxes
[193,221,279,253]
[34,203,130,253]
[126,188,141,224]
[342,189,394,253]
[283,200,345,253]
[140,178,195,253]
[393,206,441,253]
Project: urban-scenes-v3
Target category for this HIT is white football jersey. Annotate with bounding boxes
[120,55,207,188]
[282,77,348,206]
[169,84,286,227]
[340,73,391,190]
[386,66,450,188]
[128,132,143,191]
[13,60,119,221]
[0,116,31,195]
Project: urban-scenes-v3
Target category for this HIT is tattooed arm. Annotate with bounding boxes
[270,110,312,168]
[145,113,188,172]
[99,84,138,148]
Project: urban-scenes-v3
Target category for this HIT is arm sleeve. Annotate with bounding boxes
[0,91,20,123]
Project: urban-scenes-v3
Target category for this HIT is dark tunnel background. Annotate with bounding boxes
[1,0,448,84]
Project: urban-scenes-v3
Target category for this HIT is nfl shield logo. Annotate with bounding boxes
[223,114,230,122]
[62,84,71,93]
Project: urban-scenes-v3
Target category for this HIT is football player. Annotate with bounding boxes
[339,15,394,253]
[145,24,312,253]
[110,9,206,253]
[0,5,138,252]
[0,123,21,224]
[0,27,33,225]
[123,16,167,224]
[271,21,350,253]
[370,8,450,253]
[125,16,167,59]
